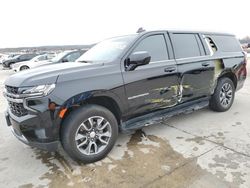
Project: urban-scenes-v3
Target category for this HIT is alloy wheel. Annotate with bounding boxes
[219,82,233,108]
[75,116,112,155]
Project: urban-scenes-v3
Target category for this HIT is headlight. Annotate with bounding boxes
[22,84,56,97]
[2,87,7,97]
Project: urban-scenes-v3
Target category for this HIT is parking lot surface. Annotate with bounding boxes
[0,64,250,188]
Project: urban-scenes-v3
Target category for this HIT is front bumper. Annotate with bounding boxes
[2,63,10,68]
[5,106,60,152]
[10,64,18,71]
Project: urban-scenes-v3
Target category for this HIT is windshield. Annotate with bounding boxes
[50,51,69,63]
[76,35,137,62]
[31,55,41,62]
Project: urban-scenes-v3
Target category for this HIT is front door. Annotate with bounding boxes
[122,33,179,119]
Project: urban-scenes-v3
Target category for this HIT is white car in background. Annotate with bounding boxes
[14,50,86,72]
[11,54,55,72]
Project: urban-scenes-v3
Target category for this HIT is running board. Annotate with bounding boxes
[121,98,209,132]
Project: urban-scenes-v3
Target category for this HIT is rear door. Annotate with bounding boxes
[122,32,179,118]
[169,32,214,103]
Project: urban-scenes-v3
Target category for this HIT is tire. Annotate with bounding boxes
[209,77,235,112]
[8,62,14,68]
[61,104,118,163]
[20,66,29,71]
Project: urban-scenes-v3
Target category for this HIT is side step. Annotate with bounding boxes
[121,98,209,132]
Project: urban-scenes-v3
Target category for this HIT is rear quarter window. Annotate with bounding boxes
[209,35,242,52]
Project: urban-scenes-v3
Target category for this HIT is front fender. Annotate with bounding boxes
[61,90,126,113]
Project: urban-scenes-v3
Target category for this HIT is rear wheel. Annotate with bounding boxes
[209,77,235,112]
[61,104,118,163]
[20,66,29,71]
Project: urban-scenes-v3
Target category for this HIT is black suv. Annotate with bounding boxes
[4,30,247,163]
[2,54,37,68]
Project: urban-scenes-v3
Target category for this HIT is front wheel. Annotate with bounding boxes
[61,105,118,163]
[209,77,235,112]
[20,65,30,71]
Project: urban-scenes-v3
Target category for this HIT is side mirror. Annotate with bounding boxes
[126,51,151,71]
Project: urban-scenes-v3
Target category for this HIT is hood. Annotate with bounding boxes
[5,62,101,87]
[3,58,15,64]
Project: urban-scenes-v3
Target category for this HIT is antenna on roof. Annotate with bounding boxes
[136,27,146,33]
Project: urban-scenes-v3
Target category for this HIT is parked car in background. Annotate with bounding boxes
[2,53,37,68]
[11,54,55,72]
[3,30,247,163]
[0,54,19,64]
[0,54,7,64]
[18,50,86,70]
[49,50,86,64]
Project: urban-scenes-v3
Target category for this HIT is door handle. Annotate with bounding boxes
[164,67,176,73]
[202,62,210,67]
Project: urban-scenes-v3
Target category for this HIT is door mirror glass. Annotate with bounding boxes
[126,51,151,71]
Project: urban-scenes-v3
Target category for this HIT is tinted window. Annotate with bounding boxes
[205,37,217,54]
[171,34,201,59]
[132,34,168,62]
[20,54,36,60]
[210,35,242,52]
[65,52,81,62]
[37,55,47,61]
[19,55,29,60]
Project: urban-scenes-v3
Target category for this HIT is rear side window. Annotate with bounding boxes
[132,34,169,62]
[209,35,242,52]
[171,34,202,59]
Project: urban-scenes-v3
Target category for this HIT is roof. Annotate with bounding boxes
[138,30,235,37]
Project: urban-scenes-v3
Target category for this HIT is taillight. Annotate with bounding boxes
[241,51,247,77]
[243,51,248,65]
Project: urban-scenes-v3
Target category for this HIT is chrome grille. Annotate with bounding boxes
[5,86,28,117]
[5,86,19,94]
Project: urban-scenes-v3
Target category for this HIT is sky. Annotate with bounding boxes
[0,0,249,48]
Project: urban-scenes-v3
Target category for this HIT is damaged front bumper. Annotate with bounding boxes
[5,109,60,152]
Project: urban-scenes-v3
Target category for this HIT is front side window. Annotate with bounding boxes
[38,55,47,61]
[51,51,69,63]
[132,34,169,62]
[64,52,81,62]
[171,33,202,59]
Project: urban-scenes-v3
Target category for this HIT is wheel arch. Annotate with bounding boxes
[218,70,237,89]
[59,90,123,128]
[20,65,29,70]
